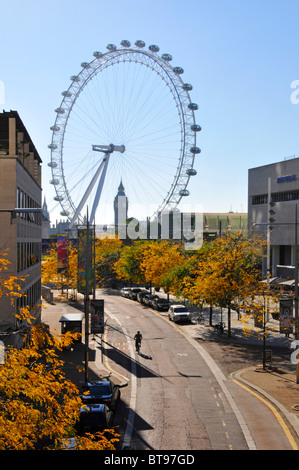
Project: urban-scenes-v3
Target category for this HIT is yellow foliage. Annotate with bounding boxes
[140,240,185,290]
[0,251,24,304]
[0,253,118,450]
[0,324,119,450]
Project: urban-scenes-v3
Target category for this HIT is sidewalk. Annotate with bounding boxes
[184,305,299,443]
[41,292,117,391]
[41,290,299,444]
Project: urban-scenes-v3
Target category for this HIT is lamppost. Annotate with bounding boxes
[77,209,95,384]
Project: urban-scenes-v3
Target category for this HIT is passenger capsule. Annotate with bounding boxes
[186,168,197,176]
[70,75,80,82]
[173,66,184,74]
[61,91,72,97]
[149,44,160,52]
[188,103,199,111]
[135,40,145,48]
[81,62,90,68]
[191,124,201,132]
[50,179,59,185]
[55,107,65,114]
[60,210,69,216]
[106,44,117,51]
[47,162,57,168]
[93,51,103,58]
[48,144,57,150]
[120,40,131,47]
[54,195,64,201]
[190,146,201,154]
[179,189,190,196]
[182,83,193,91]
[50,125,60,131]
[161,53,173,61]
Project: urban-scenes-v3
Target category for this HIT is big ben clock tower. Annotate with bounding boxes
[114,180,128,232]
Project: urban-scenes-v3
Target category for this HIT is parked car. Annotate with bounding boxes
[168,304,191,323]
[76,404,113,434]
[80,378,122,410]
[120,287,131,298]
[129,288,142,300]
[143,294,159,307]
[152,297,170,311]
[137,290,149,302]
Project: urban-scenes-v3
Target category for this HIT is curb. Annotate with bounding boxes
[232,368,299,447]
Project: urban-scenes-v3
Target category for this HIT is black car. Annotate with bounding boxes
[76,404,113,434]
[143,294,159,307]
[129,288,142,300]
[152,297,170,311]
[81,379,121,410]
[137,290,149,302]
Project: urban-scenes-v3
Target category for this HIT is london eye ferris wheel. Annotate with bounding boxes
[48,40,201,229]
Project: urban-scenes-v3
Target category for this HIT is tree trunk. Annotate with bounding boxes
[227,305,231,337]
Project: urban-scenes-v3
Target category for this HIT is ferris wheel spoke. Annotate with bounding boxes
[89,153,110,224]
[69,156,107,227]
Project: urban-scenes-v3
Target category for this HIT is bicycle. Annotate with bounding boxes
[193,313,205,324]
[136,341,141,353]
[214,322,225,334]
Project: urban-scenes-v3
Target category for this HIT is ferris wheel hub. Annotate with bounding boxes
[92,144,125,154]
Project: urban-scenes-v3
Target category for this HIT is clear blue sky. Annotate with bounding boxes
[1,0,299,223]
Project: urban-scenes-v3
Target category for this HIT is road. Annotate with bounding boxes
[98,292,295,451]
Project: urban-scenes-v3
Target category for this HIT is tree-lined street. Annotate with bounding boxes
[97,292,297,450]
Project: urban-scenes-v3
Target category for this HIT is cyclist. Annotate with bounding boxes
[134,331,142,352]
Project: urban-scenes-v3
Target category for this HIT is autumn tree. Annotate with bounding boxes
[114,241,149,285]
[42,242,78,293]
[0,324,119,450]
[0,254,119,450]
[183,233,266,336]
[0,250,24,305]
[95,236,122,288]
[140,240,185,293]
[41,243,60,287]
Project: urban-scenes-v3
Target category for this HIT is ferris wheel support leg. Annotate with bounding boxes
[89,153,110,225]
[69,157,106,228]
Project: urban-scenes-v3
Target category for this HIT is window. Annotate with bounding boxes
[17,242,41,272]
[252,190,299,205]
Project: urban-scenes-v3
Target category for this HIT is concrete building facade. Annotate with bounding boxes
[248,156,299,277]
[0,111,42,347]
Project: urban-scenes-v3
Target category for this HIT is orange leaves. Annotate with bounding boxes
[140,241,185,289]
[0,324,119,450]
[0,251,24,304]
[183,233,265,308]
[95,236,122,287]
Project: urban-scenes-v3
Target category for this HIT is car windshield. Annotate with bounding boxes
[174,307,188,312]
[88,383,111,396]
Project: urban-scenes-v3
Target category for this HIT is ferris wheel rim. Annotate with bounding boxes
[48,40,200,225]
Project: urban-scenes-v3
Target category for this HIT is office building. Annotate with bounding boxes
[248,156,299,278]
[0,111,42,347]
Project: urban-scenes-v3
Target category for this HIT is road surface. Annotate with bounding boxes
[97,292,295,451]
